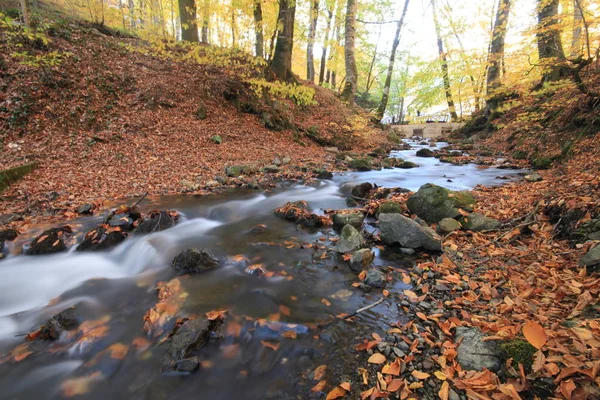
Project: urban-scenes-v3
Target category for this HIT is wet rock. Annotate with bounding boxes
[314,169,333,180]
[0,213,23,225]
[351,182,374,199]
[135,211,178,234]
[455,327,502,372]
[378,201,402,215]
[407,183,476,223]
[349,248,374,272]
[249,224,267,234]
[459,213,501,231]
[250,346,279,375]
[77,203,94,215]
[337,225,363,253]
[77,227,128,252]
[35,307,80,340]
[172,249,220,273]
[107,211,140,231]
[580,244,600,273]
[263,165,281,173]
[332,210,365,230]
[324,147,339,153]
[26,227,71,255]
[524,172,543,182]
[274,201,325,228]
[437,218,461,234]
[399,248,415,255]
[168,318,224,360]
[364,269,386,288]
[282,156,291,165]
[0,229,18,250]
[162,357,200,375]
[273,158,282,166]
[397,161,419,169]
[379,213,442,251]
[348,157,374,171]
[416,148,435,157]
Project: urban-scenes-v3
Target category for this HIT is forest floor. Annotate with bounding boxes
[1,3,600,400]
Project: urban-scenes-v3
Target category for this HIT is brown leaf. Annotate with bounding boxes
[326,386,347,400]
[311,380,327,392]
[411,370,430,380]
[314,365,327,381]
[522,320,547,349]
[367,353,387,364]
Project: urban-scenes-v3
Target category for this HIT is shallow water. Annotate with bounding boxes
[0,140,523,399]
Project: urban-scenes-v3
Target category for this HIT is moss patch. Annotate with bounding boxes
[500,339,537,372]
[0,162,38,193]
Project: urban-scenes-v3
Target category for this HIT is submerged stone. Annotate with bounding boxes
[172,249,220,273]
[26,227,71,255]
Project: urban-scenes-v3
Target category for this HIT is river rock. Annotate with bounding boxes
[378,201,402,215]
[0,213,22,225]
[437,218,461,234]
[459,213,501,231]
[35,307,80,340]
[332,210,365,230]
[162,357,200,375]
[337,225,363,253]
[274,201,324,227]
[172,249,220,273]
[416,148,435,157]
[351,182,374,200]
[455,327,502,372]
[379,213,442,251]
[348,157,374,171]
[26,227,71,255]
[107,210,141,231]
[406,183,476,223]
[580,244,600,274]
[77,203,94,215]
[397,161,419,169]
[364,269,386,288]
[524,172,543,182]
[77,227,128,252]
[349,248,374,272]
[0,229,18,249]
[168,318,224,360]
[263,165,280,173]
[225,164,258,177]
[135,211,178,234]
[282,156,291,165]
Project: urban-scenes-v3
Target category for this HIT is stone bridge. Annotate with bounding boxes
[390,122,464,139]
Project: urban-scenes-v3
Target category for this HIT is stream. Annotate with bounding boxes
[0,140,524,399]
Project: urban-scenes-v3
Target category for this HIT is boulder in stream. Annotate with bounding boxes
[172,249,220,273]
[135,210,179,234]
[416,148,435,157]
[76,203,95,215]
[364,269,386,288]
[0,228,18,249]
[406,183,476,224]
[168,318,224,360]
[106,209,141,231]
[77,226,128,252]
[29,307,80,340]
[379,213,442,251]
[274,201,326,228]
[332,210,365,230]
[337,224,364,253]
[350,182,374,200]
[26,227,72,255]
[349,248,374,272]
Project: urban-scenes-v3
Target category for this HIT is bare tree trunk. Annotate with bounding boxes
[376,0,409,121]
[306,0,319,81]
[230,7,236,47]
[432,0,458,122]
[536,0,568,83]
[271,0,296,82]
[253,0,264,57]
[19,0,33,29]
[201,0,209,43]
[340,0,358,104]
[170,0,176,38]
[318,2,334,85]
[365,25,382,94]
[486,0,511,108]
[571,0,583,56]
[179,0,199,42]
[331,18,340,88]
[120,0,126,30]
[129,0,136,28]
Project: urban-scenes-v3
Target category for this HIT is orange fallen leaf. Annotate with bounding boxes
[387,378,403,392]
[411,370,430,380]
[438,381,449,400]
[61,372,103,397]
[261,340,280,351]
[326,386,347,400]
[368,353,386,364]
[314,365,327,380]
[339,382,351,391]
[522,320,547,349]
[382,359,401,376]
[311,380,327,392]
[321,298,332,307]
[282,330,297,339]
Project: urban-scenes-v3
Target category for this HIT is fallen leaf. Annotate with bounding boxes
[311,380,327,392]
[314,365,327,381]
[522,320,547,349]
[368,353,387,364]
[411,370,430,380]
[326,386,347,400]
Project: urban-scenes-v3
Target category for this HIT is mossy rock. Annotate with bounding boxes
[531,156,552,170]
[500,339,537,373]
[387,132,401,144]
[348,157,374,171]
[377,201,402,215]
[512,150,528,160]
[407,183,476,224]
[397,161,418,169]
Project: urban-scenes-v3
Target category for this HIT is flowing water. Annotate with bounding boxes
[0,141,523,399]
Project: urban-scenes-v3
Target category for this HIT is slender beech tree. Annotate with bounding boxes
[536,0,568,83]
[253,0,264,58]
[431,0,458,122]
[306,0,319,81]
[318,1,335,85]
[200,0,210,43]
[271,0,296,81]
[179,0,199,42]
[340,0,358,104]
[571,0,583,56]
[376,0,410,120]
[486,0,512,110]
[19,0,33,29]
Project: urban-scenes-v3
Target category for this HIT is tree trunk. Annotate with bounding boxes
[365,25,382,94]
[253,0,264,58]
[571,0,583,56]
[536,0,568,83]
[129,0,136,28]
[19,0,33,29]
[179,0,199,42]
[306,0,319,81]
[271,0,296,82]
[318,3,334,85]
[432,0,458,122]
[486,0,511,107]
[340,0,358,104]
[200,0,209,43]
[230,7,236,47]
[375,0,409,121]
